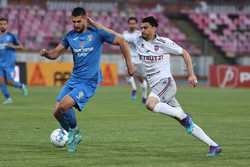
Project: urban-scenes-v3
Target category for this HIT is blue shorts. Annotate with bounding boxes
[56,81,97,111]
[0,66,15,81]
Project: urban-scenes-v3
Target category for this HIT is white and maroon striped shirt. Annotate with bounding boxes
[133,35,184,87]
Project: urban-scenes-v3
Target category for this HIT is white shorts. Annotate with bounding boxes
[149,77,181,107]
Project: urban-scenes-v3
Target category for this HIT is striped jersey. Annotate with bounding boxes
[133,35,183,87]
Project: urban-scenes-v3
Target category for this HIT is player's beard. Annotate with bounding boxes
[74,25,85,33]
[0,28,6,33]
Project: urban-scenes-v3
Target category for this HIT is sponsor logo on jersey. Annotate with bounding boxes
[72,47,94,57]
[139,54,163,62]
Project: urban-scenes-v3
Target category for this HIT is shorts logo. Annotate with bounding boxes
[217,65,239,88]
[76,91,84,100]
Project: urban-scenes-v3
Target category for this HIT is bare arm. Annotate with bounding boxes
[182,49,198,87]
[113,36,135,76]
[88,17,134,76]
[6,43,26,51]
[40,44,66,60]
[88,17,123,38]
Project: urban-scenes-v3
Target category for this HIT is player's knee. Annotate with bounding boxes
[146,100,156,111]
[57,102,68,113]
[146,97,159,112]
[56,96,74,113]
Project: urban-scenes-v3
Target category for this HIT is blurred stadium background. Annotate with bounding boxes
[1,0,250,167]
[1,0,250,87]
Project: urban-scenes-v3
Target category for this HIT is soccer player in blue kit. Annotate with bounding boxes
[0,17,28,104]
[40,7,134,152]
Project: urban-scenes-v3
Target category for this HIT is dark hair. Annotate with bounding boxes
[72,7,86,17]
[128,17,138,23]
[142,16,158,27]
[0,17,8,22]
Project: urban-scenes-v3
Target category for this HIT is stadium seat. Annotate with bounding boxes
[0,5,200,54]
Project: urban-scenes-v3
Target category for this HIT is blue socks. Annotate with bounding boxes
[0,83,10,99]
[57,108,77,131]
[63,108,77,129]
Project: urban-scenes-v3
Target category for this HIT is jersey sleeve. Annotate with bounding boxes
[162,38,183,55]
[61,35,69,49]
[11,34,20,45]
[98,29,115,44]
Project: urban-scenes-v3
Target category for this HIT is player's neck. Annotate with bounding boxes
[129,29,136,33]
[144,34,156,41]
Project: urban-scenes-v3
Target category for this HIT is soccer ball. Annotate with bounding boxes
[50,128,68,147]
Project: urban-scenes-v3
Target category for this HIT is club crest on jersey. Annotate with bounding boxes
[154,45,160,51]
[87,35,93,42]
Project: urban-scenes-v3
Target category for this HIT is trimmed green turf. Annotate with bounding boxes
[0,86,250,167]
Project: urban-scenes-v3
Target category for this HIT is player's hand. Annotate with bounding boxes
[128,65,135,76]
[40,49,48,57]
[87,17,97,27]
[40,49,48,56]
[188,74,198,87]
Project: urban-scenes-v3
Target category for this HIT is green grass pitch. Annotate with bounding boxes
[0,86,250,167]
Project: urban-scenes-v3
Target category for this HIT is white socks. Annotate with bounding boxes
[140,80,148,99]
[153,102,218,147]
[128,76,137,90]
[129,77,148,99]
[191,123,218,146]
[153,102,187,120]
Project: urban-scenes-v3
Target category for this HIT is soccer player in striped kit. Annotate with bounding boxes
[89,16,222,157]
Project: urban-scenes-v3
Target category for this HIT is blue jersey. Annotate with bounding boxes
[0,32,19,68]
[61,27,115,86]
